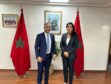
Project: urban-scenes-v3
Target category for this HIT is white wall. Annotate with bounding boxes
[0,4,111,70]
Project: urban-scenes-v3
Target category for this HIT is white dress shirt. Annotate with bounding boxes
[45,32,51,54]
[66,37,70,46]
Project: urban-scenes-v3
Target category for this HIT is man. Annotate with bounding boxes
[35,23,56,84]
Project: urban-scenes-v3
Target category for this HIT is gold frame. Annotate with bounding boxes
[44,10,62,35]
[2,14,19,28]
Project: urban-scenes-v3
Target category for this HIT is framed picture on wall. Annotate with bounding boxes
[2,14,18,28]
[44,10,62,35]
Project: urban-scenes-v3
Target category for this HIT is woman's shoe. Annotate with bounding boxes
[64,82,68,84]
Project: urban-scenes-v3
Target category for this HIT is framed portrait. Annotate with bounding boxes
[2,14,18,28]
[44,11,62,35]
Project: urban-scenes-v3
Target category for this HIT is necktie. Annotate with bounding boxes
[46,34,50,53]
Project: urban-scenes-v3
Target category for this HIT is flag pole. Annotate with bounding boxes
[12,3,24,78]
[77,7,79,11]
[19,4,30,78]
[21,3,23,9]
[77,7,79,12]
[20,3,23,13]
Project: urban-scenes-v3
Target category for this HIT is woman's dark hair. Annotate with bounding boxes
[66,22,75,37]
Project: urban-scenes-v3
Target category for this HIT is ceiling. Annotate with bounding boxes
[0,0,111,7]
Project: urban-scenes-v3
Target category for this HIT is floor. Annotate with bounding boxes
[0,71,111,84]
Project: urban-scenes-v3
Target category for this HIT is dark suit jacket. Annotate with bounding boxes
[60,33,79,60]
[35,32,55,59]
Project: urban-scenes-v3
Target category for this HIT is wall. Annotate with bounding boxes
[0,4,111,70]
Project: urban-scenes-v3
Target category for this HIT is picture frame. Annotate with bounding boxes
[2,14,18,28]
[44,10,62,35]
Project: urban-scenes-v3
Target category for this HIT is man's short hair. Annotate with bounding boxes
[44,23,51,28]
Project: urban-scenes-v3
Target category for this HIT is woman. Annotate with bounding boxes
[60,22,79,84]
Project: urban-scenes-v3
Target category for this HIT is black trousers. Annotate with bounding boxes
[62,56,75,84]
[37,54,52,84]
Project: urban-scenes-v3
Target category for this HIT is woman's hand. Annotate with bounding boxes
[64,52,69,58]
[37,57,43,62]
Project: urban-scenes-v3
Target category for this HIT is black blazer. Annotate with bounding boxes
[60,33,79,60]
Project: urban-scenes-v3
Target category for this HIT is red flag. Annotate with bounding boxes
[10,9,31,76]
[74,10,84,78]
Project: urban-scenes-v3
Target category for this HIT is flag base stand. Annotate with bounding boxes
[74,72,84,79]
[19,75,24,78]
[19,72,30,78]
[11,71,30,78]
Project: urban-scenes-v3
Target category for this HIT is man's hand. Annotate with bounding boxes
[37,57,43,62]
[52,54,57,59]
[64,52,69,58]
[53,54,56,57]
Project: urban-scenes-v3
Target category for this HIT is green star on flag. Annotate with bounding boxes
[16,37,24,48]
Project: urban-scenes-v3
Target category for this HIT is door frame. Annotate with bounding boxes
[107,30,111,71]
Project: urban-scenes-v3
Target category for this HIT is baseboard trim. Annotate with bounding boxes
[84,70,106,73]
[0,69,107,72]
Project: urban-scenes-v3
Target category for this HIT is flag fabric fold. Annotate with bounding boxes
[74,10,84,78]
[10,9,31,76]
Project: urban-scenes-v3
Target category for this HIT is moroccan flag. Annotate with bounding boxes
[74,10,84,78]
[10,9,31,76]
